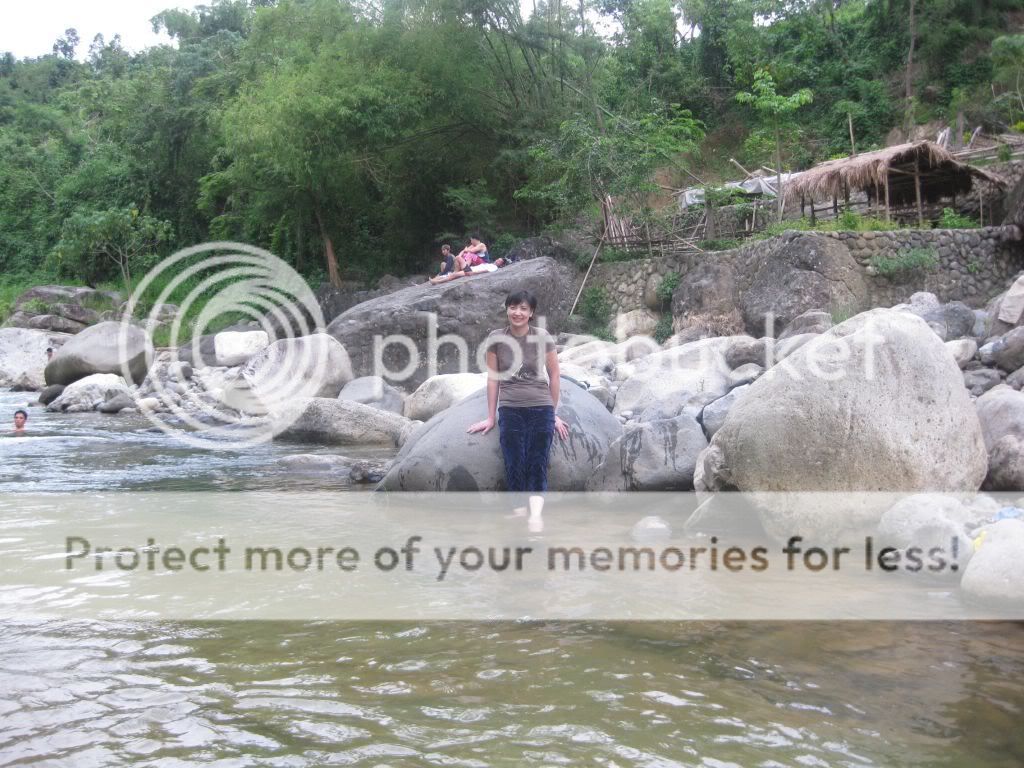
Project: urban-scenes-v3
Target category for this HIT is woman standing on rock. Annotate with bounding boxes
[468,290,570,526]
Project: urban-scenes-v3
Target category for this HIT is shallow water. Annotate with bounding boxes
[1,390,1023,766]
[0,391,389,492]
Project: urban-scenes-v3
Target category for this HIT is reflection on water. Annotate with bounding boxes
[1,390,1023,765]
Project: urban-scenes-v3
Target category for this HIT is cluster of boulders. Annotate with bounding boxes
[3,255,1023,599]
[5,285,122,334]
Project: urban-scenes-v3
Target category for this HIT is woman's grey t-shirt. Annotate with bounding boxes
[486,326,555,408]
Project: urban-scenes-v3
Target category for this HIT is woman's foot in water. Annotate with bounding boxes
[527,495,544,533]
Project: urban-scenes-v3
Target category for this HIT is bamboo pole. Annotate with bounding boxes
[913,159,924,227]
[884,176,891,222]
[848,112,857,156]
[570,232,607,316]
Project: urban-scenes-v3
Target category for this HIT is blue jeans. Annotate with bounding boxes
[498,406,555,493]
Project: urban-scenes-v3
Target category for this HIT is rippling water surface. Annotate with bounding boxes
[2,391,1023,766]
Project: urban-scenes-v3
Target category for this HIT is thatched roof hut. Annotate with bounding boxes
[785,141,1005,216]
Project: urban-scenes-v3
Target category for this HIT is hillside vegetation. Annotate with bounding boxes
[1,0,1022,294]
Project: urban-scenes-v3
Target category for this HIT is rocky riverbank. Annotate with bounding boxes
[3,253,1024,603]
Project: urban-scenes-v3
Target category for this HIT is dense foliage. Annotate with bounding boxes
[0,0,1021,290]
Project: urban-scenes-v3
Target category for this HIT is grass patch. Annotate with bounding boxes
[0,276,56,321]
[19,298,52,315]
[700,238,742,251]
[655,272,680,307]
[653,314,674,344]
[578,286,613,339]
[674,309,746,338]
[938,207,979,229]
[869,247,938,278]
[600,246,645,264]
[94,265,285,346]
[752,211,906,241]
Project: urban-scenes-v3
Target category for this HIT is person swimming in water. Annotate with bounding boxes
[13,409,27,434]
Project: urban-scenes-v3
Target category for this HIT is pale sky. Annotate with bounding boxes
[0,0,205,59]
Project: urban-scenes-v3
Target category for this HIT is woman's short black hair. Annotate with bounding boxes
[504,289,538,311]
[14,409,27,419]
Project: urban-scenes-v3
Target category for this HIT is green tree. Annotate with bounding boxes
[735,68,812,220]
[52,206,173,291]
[517,105,703,226]
[993,35,1024,120]
[52,28,80,60]
[205,47,427,286]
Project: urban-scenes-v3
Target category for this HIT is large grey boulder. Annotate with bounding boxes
[778,310,832,340]
[502,236,577,264]
[326,257,574,389]
[725,337,767,369]
[875,494,977,572]
[613,309,659,341]
[215,330,269,367]
[699,384,750,439]
[377,379,621,491]
[960,519,1024,604]
[612,336,742,416]
[98,392,137,414]
[46,373,129,413]
[975,387,1024,451]
[25,314,92,334]
[974,388,1024,490]
[963,368,1004,397]
[897,294,976,341]
[671,260,738,318]
[739,234,867,336]
[38,384,65,405]
[338,376,405,414]
[558,339,618,376]
[1007,366,1024,390]
[240,334,353,406]
[404,373,487,421]
[946,339,977,369]
[0,328,70,390]
[43,321,152,386]
[586,414,707,491]
[918,301,976,342]
[993,327,1024,372]
[271,398,417,447]
[5,285,119,333]
[176,321,259,367]
[696,309,988,539]
[985,435,1024,491]
[985,276,1024,336]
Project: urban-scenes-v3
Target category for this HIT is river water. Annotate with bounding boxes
[2,390,1023,766]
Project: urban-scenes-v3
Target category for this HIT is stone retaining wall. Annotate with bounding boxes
[590,226,1024,316]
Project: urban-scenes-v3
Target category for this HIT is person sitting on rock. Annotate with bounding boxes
[12,409,27,434]
[434,244,456,279]
[457,235,489,267]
